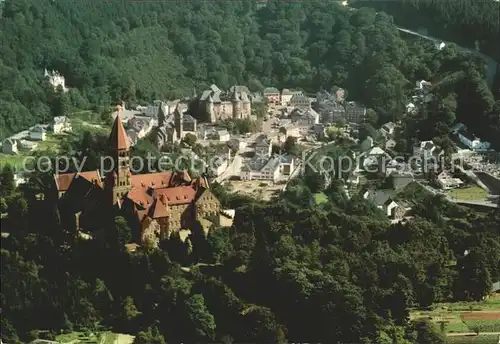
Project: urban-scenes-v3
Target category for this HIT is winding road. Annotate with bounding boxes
[396,27,499,89]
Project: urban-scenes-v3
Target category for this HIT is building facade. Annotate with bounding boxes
[199,84,252,123]
[53,107,221,248]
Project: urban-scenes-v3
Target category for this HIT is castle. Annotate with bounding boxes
[53,107,221,248]
[199,85,252,123]
[150,101,197,149]
[44,68,68,92]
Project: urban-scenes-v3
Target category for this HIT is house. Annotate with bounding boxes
[18,140,38,151]
[364,190,405,219]
[215,130,230,142]
[254,135,273,157]
[208,155,229,177]
[385,139,397,150]
[227,139,247,151]
[241,154,293,181]
[457,131,491,151]
[44,69,68,92]
[51,116,72,134]
[313,124,326,139]
[360,136,374,152]
[263,87,280,105]
[314,90,346,123]
[380,122,396,137]
[359,146,391,172]
[29,125,47,141]
[2,138,18,154]
[345,101,366,123]
[219,209,236,227]
[289,95,311,109]
[52,108,223,248]
[278,124,301,143]
[281,89,303,106]
[389,171,414,190]
[128,116,155,139]
[437,171,464,190]
[279,155,295,176]
[413,141,444,162]
[199,85,252,123]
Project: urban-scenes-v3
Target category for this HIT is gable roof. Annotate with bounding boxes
[109,107,130,151]
[153,185,197,205]
[54,170,102,192]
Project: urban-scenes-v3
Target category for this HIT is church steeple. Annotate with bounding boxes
[107,104,132,205]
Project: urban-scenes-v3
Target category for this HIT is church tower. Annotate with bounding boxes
[106,105,132,205]
[206,94,215,123]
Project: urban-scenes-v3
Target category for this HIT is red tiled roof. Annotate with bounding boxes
[153,185,197,205]
[127,186,153,209]
[130,172,175,189]
[130,170,192,189]
[109,107,130,151]
[149,194,170,218]
[54,170,102,191]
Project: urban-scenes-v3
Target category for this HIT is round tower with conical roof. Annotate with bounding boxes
[232,89,241,119]
[206,93,215,122]
[240,92,251,116]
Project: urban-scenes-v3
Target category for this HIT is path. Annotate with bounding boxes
[396,27,498,89]
[447,332,500,337]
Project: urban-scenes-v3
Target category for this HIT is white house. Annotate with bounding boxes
[437,171,464,190]
[44,69,68,92]
[380,122,396,137]
[240,154,293,182]
[18,140,38,151]
[51,116,72,134]
[364,190,405,219]
[458,131,491,151]
[29,125,47,141]
[215,130,230,142]
[2,138,18,154]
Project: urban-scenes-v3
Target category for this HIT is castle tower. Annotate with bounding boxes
[106,105,132,205]
[174,104,184,141]
[158,101,166,127]
[240,92,251,116]
[206,94,215,123]
[232,89,241,119]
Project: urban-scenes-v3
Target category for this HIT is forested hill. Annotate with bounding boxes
[0,0,498,143]
[350,0,500,61]
[0,0,456,138]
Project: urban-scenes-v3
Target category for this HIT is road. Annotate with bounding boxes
[396,27,498,89]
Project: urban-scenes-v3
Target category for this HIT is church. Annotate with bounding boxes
[52,108,222,247]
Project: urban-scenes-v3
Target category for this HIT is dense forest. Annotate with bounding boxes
[1,0,499,147]
[351,0,500,61]
[1,157,500,343]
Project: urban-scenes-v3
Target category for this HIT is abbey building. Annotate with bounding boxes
[52,108,221,247]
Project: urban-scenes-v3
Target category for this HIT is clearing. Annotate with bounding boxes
[410,297,500,336]
[314,192,328,204]
[447,186,488,201]
[225,180,284,200]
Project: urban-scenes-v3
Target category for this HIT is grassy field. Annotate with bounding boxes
[410,297,500,335]
[446,186,488,201]
[446,334,500,344]
[314,192,328,204]
[55,331,117,344]
[0,153,27,170]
